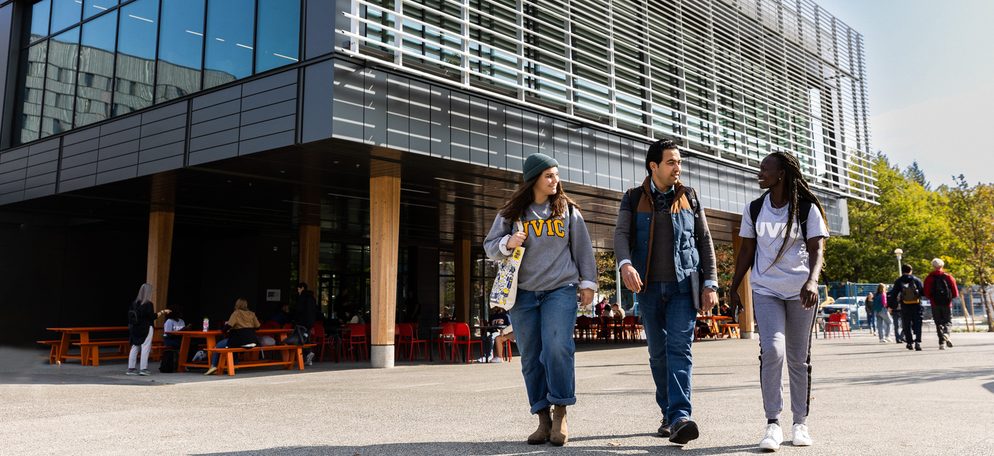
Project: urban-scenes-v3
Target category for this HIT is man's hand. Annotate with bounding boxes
[800,279,819,309]
[700,288,718,314]
[621,264,643,293]
[729,285,742,311]
[579,288,594,306]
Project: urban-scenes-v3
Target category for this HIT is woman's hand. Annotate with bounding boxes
[800,279,819,309]
[506,230,528,249]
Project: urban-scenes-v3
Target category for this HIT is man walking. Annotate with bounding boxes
[890,265,925,351]
[923,258,958,350]
[614,139,718,446]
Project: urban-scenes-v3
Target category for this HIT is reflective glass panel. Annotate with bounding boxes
[113,0,157,116]
[18,41,47,143]
[49,0,81,33]
[156,0,204,102]
[255,0,300,72]
[83,0,118,19]
[75,10,117,127]
[203,0,253,89]
[41,27,79,137]
[29,0,51,42]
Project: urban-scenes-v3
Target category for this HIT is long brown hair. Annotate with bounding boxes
[767,151,828,268]
[499,175,578,220]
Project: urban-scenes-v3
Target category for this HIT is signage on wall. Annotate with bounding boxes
[266,289,281,302]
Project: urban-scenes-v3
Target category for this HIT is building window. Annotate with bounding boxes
[14,0,301,146]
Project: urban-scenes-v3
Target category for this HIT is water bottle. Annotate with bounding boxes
[202,317,209,332]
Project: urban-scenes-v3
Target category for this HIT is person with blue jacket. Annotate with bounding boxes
[484,153,598,447]
[613,138,719,446]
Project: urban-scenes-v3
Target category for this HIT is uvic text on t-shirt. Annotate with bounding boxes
[739,194,830,300]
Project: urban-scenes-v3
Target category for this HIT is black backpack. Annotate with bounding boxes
[127,300,143,328]
[159,350,178,373]
[932,274,952,304]
[900,281,921,304]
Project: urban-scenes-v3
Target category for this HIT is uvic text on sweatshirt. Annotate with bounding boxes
[484,201,598,292]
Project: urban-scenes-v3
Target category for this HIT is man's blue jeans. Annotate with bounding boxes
[510,284,578,414]
[637,279,696,424]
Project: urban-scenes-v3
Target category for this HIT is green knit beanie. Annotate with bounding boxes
[522,153,559,182]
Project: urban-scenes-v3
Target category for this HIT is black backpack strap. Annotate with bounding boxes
[799,199,812,241]
[626,187,643,251]
[749,194,765,228]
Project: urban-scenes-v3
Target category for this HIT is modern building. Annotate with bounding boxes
[0,0,874,367]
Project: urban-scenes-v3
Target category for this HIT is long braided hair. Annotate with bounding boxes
[767,151,827,268]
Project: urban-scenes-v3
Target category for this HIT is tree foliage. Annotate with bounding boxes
[941,175,994,330]
[823,153,955,284]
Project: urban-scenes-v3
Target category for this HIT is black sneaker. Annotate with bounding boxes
[946,339,953,348]
[914,343,922,351]
[668,418,699,445]
[657,419,671,437]
[939,344,945,350]
[906,343,913,350]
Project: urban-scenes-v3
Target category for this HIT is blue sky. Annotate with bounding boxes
[816,0,994,186]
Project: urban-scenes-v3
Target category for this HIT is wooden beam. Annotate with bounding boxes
[370,160,401,367]
[146,173,175,321]
[299,224,320,292]
[454,238,471,323]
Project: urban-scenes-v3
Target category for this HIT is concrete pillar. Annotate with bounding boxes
[298,185,320,292]
[369,160,401,368]
[146,173,175,321]
[733,233,756,339]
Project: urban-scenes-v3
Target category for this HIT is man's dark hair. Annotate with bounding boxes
[297,282,308,290]
[902,264,912,274]
[645,139,680,175]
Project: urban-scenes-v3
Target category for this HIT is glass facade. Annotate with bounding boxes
[345,0,876,202]
[14,0,302,145]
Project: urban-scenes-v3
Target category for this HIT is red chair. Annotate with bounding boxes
[824,312,851,339]
[622,316,642,341]
[396,323,428,361]
[343,323,369,361]
[439,322,481,363]
[310,322,328,362]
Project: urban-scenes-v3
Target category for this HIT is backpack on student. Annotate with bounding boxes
[159,350,178,373]
[900,281,921,304]
[127,300,143,328]
[748,191,814,241]
[932,274,952,305]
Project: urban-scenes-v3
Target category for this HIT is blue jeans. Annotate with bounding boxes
[509,284,578,414]
[637,278,696,424]
[211,338,229,367]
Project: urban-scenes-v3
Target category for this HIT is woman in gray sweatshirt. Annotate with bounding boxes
[484,152,597,447]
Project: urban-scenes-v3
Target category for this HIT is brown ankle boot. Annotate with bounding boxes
[527,408,552,444]
[550,405,568,446]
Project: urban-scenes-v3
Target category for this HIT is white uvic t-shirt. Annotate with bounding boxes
[739,194,830,300]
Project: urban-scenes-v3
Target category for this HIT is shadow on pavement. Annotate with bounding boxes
[195,440,760,456]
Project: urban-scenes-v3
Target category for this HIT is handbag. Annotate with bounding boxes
[489,221,526,311]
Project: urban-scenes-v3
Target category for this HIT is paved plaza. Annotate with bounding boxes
[2,331,993,455]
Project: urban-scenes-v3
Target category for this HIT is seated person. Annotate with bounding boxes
[493,324,515,361]
[478,307,511,363]
[610,303,626,339]
[205,298,261,375]
[163,310,185,349]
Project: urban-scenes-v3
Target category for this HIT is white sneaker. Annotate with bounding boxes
[792,423,813,446]
[491,357,503,363]
[305,352,315,366]
[759,423,783,451]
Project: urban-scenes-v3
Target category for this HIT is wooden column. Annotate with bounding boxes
[454,238,472,323]
[146,173,176,320]
[733,233,755,339]
[298,186,321,291]
[369,160,401,368]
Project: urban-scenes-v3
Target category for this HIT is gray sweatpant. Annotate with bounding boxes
[753,293,817,425]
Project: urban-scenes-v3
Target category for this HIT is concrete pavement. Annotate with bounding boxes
[2,330,993,455]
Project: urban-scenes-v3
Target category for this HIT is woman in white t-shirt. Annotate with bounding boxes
[729,151,829,451]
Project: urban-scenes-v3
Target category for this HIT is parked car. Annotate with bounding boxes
[821,296,866,324]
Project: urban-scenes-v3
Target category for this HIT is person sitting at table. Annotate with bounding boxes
[205,298,261,376]
[127,282,170,376]
[478,306,511,363]
[162,309,185,349]
[494,324,515,361]
[594,297,610,317]
[610,304,626,339]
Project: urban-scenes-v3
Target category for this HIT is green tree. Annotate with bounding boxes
[905,161,931,191]
[823,153,955,284]
[596,250,618,301]
[942,176,994,331]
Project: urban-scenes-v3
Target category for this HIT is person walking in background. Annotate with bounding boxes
[864,292,876,335]
[730,151,829,451]
[891,265,925,351]
[286,282,319,365]
[614,139,719,446]
[127,283,170,376]
[924,258,958,350]
[873,284,893,343]
[484,152,598,447]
